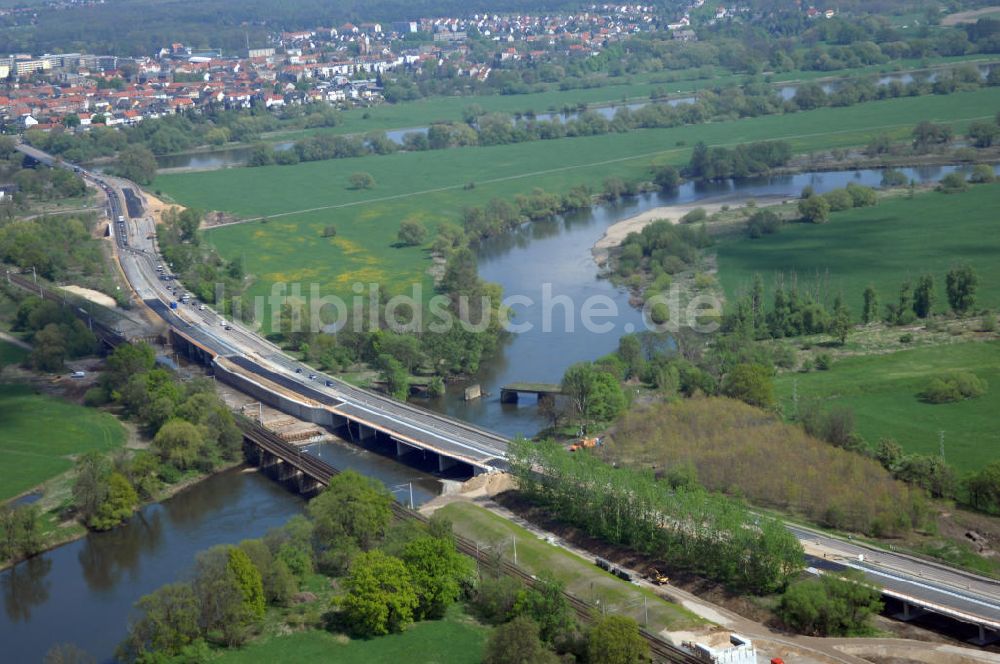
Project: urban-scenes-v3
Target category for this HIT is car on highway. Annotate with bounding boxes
[308,374,316,380]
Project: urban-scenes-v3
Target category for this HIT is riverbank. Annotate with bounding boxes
[591,194,788,266]
[0,458,245,573]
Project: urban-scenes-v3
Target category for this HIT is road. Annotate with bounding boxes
[16,141,1000,640]
[16,141,509,472]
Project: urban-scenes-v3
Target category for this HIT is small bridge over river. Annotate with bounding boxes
[500,382,563,404]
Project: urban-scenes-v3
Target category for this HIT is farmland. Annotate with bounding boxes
[774,341,1000,474]
[0,383,126,501]
[154,87,1000,329]
[716,182,1000,317]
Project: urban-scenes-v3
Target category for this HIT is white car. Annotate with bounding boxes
[71,371,86,378]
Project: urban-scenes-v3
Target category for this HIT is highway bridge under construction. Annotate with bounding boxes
[15,141,509,478]
[14,142,1000,650]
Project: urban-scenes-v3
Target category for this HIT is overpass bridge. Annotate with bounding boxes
[15,141,508,476]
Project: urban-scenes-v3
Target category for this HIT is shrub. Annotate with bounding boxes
[918,372,987,403]
[822,188,853,212]
[937,172,968,194]
[746,209,781,238]
[814,353,833,371]
[899,333,913,343]
[980,314,997,333]
[880,169,908,187]
[778,570,882,636]
[969,164,996,184]
[680,207,707,224]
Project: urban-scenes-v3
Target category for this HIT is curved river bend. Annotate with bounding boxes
[1,162,992,662]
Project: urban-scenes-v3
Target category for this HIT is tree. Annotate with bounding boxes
[152,419,205,470]
[862,285,879,324]
[440,247,479,296]
[587,615,649,664]
[397,219,427,246]
[401,535,472,619]
[115,145,158,185]
[912,274,935,318]
[377,353,409,400]
[192,545,262,646]
[511,574,574,644]
[89,472,137,531]
[967,120,1000,148]
[227,547,266,622]
[72,451,110,526]
[561,362,625,430]
[778,570,883,636]
[483,616,557,664]
[946,265,978,314]
[829,293,852,345]
[341,550,418,636]
[651,164,680,191]
[798,195,830,223]
[307,470,392,558]
[968,461,1000,513]
[938,172,969,193]
[721,363,775,409]
[121,582,201,660]
[969,164,996,184]
[348,172,375,189]
[0,505,42,561]
[30,324,68,371]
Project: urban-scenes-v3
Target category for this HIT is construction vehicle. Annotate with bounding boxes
[569,436,603,452]
[646,568,670,585]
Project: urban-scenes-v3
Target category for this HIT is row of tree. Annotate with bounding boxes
[507,437,804,594]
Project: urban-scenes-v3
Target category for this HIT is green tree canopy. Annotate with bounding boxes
[587,614,649,664]
[402,534,472,620]
[340,550,419,637]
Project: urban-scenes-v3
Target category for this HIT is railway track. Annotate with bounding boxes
[240,420,703,663]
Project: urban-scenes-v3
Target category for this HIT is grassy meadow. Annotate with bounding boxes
[435,501,701,631]
[0,383,126,501]
[774,341,1000,474]
[153,87,1000,329]
[717,182,1000,316]
[214,606,488,664]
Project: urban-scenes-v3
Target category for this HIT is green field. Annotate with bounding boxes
[0,383,126,501]
[154,87,1000,327]
[0,340,29,367]
[718,183,1000,316]
[263,55,998,143]
[435,501,700,631]
[215,608,488,664]
[774,341,1000,474]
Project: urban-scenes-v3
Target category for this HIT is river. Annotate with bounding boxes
[148,63,997,172]
[0,162,989,662]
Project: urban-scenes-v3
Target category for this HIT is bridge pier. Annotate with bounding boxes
[438,454,457,473]
[893,602,928,622]
[395,439,418,458]
[971,625,999,646]
[537,393,555,408]
[500,389,518,404]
